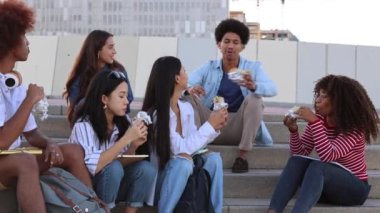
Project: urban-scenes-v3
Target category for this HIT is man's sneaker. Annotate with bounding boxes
[232,157,248,173]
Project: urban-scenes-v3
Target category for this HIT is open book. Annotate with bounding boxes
[293,154,352,174]
[0,147,42,155]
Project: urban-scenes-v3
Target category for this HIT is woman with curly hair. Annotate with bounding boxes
[0,1,91,212]
[268,75,379,213]
[63,30,133,125]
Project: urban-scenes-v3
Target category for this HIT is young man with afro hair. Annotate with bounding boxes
[0,1,92,212]
[188,18,278,173]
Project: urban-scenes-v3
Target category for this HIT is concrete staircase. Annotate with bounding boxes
[3,99,380,212]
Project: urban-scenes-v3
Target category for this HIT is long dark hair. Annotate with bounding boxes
[142,56,182,169]
[314,75,379,143]
[75,70,130,145]
[64,30,124,124]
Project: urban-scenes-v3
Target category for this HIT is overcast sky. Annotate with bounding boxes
[230,0,380,47]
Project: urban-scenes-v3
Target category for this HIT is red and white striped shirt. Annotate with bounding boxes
[290,115,368,181]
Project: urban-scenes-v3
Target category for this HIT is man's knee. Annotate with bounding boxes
[7,153,39,175]
[244,95,263,109]
[60,143,84,164]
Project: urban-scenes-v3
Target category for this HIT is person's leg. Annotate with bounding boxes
[322,166,370,206]
[268,156,313,213]
[116,160,156,213]
[0,154,46,213]
[93,160,124,209]
[157,157,193,213]
[58,143,93,187]
[36,143,93,187]
[237,94,264,152]
[202,152,223,213]
[213,94,263,172]
[292,161,370,213]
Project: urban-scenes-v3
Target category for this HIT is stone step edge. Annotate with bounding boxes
[223,169,380,176]
[37,139,380,150]
[110,198,380,212]
[223,198,380,208]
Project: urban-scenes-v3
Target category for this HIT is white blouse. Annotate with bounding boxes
[145,100,219,205]
[169,100,219,155]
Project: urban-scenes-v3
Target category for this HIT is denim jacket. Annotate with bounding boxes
[188,56,277,108]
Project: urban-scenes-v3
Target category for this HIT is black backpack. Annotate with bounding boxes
[174,154,215,213]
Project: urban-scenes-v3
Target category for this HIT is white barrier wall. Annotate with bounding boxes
[258,40,298,103]
[52,35,85,96]
[356,46,380,107]
[15,36,380,109]
[297,42,327,104]
[15,36,59,95]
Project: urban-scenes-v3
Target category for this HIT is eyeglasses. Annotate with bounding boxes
[107,71,126,79]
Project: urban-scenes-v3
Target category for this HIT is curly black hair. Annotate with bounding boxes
[314,75,379,143]
[214,18,250,45]
[0,0,35,60]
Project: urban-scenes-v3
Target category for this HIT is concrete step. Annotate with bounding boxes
[221,198,380,213]
[20,140,380,199]
[37,140,380,171]
[111,198,380,213]
[3,189,379,213]
[224,169,380,199]
[210,144,380,170]
[36,114,380,145]
[35,115,299,142]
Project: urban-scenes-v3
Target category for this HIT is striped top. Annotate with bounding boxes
[290,115,368,181]
[69,119,128,175]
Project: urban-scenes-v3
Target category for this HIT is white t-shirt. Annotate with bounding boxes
[0,73,37,149]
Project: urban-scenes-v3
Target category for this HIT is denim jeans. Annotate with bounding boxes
[93,160,156,209]
[269,156,371,213]
[155,152,224,213]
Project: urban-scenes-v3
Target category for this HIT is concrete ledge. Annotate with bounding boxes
[224,169,380,199]
[3,192,379,213]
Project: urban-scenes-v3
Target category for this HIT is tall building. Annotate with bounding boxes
[25,0,229,37]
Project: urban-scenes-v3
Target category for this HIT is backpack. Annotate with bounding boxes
[40,168,110,213]
[173,154,215,213]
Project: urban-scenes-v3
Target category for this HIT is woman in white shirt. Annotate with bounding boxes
[142,56,228,213]
[69,70,156,213]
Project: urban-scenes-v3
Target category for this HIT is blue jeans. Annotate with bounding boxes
[156,152,223,213]
[269,156,371,213]
[93,160,156,209]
